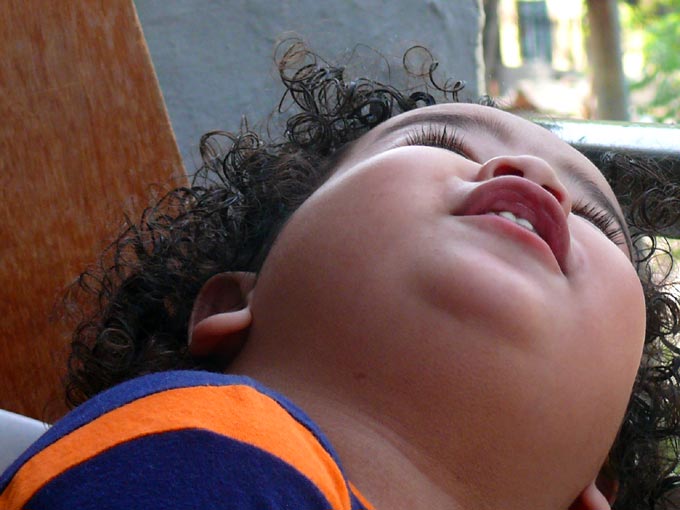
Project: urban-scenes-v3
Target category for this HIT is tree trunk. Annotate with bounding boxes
[586,0,629,120]
[483,0,502,96]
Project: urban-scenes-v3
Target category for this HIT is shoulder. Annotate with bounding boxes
[0,370,372,510]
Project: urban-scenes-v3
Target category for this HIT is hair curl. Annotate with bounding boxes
[64,40,680,510]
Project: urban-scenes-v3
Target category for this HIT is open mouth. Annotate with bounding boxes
[456,176,571,272]
[485,210,538,233]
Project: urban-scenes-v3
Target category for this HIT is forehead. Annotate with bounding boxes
[338,103,622,214]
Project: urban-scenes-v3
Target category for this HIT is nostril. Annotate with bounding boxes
[493,166,524,178]
[542,185,565,204]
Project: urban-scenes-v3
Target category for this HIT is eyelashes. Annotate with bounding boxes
[403,124,468,158]
[571,201,626,246]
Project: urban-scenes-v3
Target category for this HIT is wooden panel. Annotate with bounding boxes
[0,1,186,421]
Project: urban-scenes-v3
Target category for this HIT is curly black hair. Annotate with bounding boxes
[64,40,680,510]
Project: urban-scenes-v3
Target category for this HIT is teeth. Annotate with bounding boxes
[515,217,536,232]
[489,210,537,233]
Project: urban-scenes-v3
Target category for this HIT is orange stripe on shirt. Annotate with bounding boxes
[1,385,352,509]
[349,481,375,510]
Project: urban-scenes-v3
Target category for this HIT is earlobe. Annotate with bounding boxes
[188,272,256,358]
[568,481,613,510]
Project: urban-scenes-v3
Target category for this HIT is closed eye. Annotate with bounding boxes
[403,124,470,159]
[572,200,626,247]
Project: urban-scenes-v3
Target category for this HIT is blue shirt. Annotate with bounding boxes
[0,370,373,510]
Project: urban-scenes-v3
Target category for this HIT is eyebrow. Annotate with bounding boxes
[382,110,508,140]
[379,109,634,256]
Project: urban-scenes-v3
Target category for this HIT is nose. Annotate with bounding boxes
[476,155,572,216]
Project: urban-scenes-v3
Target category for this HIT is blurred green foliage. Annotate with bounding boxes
[626,0,680,122]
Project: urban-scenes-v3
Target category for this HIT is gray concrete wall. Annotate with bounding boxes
[134,0,484,173]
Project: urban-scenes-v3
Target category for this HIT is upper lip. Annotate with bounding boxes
[456,176,571,272]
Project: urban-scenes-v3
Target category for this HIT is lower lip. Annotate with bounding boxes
[462,214,563,273]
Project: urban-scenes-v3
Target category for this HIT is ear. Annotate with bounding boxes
[188,272,256,358]
[568,480,615,510]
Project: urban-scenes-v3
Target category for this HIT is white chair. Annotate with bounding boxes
[0,409,49,473]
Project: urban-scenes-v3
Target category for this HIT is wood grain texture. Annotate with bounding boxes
[0,1,186,421]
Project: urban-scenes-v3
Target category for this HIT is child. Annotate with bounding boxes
[2,41,680,510]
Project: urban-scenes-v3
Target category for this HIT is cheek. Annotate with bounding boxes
[252,167,429,328]
[530,228,647,473]
[569,224,647,400]
[575,226,645,349]
[249,159,458,380]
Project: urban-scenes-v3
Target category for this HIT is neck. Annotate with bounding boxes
[280,384,469,510]
[333,403,470,508]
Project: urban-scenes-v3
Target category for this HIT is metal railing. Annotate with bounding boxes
[534,118,680,172]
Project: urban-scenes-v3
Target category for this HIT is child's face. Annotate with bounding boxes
[244,103,646,499]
